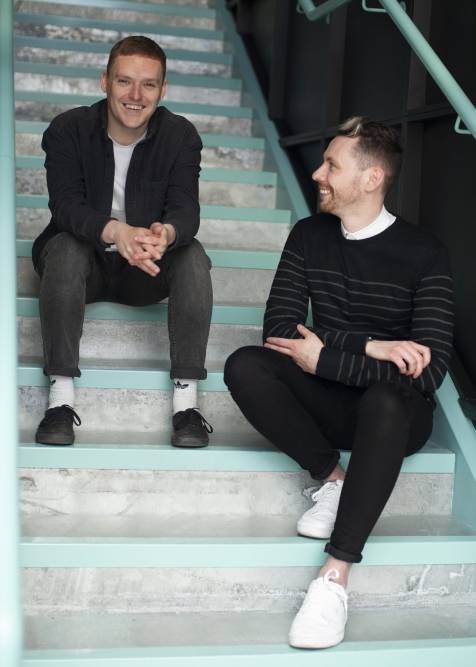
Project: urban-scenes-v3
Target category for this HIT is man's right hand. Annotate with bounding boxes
[101,220,160,277]
[365,339,431,379]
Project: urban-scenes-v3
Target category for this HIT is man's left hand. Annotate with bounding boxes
[132,222,176,263]
[264,324,324,374]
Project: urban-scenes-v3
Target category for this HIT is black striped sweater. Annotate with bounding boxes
[263,214,454,394]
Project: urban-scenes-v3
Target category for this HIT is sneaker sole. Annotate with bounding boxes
[297,522,333,539]
[35,431,75,446]
[171,435,209,448]
[288,629,345,649]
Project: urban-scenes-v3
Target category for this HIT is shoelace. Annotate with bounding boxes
[53,404,82,426]
[322,569,348,612]
[310,480,340,504]
[177,408,213,433]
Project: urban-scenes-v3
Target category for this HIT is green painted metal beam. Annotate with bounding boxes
[18,362,227,391]
[19,535,476,568]
[16,195,292,223]
[19,640,476,667]
[14,12,224,41]
[15,158,276,185]
[14,36,233,66]
[27,0,216,19]
[18,440,455,473]
[14,61,242,91]
[15,91,253,118]
[0,0,23,663]
[297,0,351,21]
[17,297,265,325]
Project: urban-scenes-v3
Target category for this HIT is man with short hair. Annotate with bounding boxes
[225,117,453,647]
[34,35,213,447]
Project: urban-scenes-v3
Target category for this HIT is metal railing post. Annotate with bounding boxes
[0,0,24,665]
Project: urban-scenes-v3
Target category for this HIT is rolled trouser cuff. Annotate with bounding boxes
[324,541,363,564]
[309,450,340,481]
[43,365,81,378]
[170,367,207,380]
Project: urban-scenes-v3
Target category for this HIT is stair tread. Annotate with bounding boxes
[24,607,476,652]
[21,514,474,539]
[18,434,454,474]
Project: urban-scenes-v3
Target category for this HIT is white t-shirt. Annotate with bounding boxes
[109,132,146,223]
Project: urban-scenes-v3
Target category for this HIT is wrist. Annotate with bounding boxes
[101,219,124,244]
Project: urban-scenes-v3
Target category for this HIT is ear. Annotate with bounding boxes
[364,166,385,193]
[100,71,108,94]
[159,79,167,103]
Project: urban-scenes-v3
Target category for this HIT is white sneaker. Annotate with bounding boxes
[289,569,348,649]
[297,480,343,539]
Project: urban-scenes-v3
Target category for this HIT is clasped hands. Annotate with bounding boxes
[102,220,176,277]
[265,324,431,379]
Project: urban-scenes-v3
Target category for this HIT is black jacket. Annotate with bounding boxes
[32,99,202,268]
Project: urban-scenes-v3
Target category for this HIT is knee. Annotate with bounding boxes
[359,382,405,422]
[224,346,263,390]
[41,233,92,275]
[172,239,211,275]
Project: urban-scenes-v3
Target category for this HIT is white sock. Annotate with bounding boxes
[48,375,75,410]
[173,379,198,414]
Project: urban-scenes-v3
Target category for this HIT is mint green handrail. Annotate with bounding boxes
[297,0,476,141]
[0,0,23,665]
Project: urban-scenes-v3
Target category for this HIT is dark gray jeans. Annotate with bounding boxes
[36,232,213,379]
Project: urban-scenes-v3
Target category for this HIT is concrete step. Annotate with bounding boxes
[15,164,277,209]
[14,66,242,107]
[15,124,266,171]
[14,11,225,53]
[14,36,233,77]
[18,517,476,568]
[19,384,253,434]
[16,0,217,30]
[16,207,290,251]
[22,607,476,660]
[18,316,262,364]
[15,94,253,135]
[19,463,453,518]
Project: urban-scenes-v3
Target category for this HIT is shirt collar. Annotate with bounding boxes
[341,206,396,240]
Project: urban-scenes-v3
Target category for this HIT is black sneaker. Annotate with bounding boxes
[171,408,213,448]
[35,404,81,446]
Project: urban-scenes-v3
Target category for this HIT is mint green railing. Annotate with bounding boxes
[0,0,23,665]
[297,0,476,141]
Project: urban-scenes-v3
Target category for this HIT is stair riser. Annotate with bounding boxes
[14,23,225,54]
[19,468,453,517]
[17,209,288,251]
[17,2,217,31]
[17,258,275,303]
[15,47,232,77]
[22,564,476,615]
[15,73,241,107]
[18,317,262,363]
[16,169,276,209]
[15,102,252,135]
[19,385,254,433]
[16,134,265,171]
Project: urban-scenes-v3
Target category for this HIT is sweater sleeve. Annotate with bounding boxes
[316,245,454,393]
[42,121,112,245]
[263,222,375,354]
[161,122,202,249]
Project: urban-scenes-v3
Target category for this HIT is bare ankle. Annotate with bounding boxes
[319,557,352,588]
[325,463,346,483]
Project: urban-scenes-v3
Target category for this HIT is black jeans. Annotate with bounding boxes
[224,346,434,563]
[37,232,213,379]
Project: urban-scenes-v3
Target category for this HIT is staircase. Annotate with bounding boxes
[11,0,476,663]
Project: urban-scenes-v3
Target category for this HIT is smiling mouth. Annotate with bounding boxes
[319,188,331,197]
[122,103,145,111]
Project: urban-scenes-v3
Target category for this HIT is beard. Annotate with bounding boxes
[318,181,361,215]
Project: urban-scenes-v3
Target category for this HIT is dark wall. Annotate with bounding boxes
[233,0,476,392]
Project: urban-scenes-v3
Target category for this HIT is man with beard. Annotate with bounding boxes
[224,117,453,648]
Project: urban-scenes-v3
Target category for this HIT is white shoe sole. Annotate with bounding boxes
[297,520,333,539]
[289,629,345,649]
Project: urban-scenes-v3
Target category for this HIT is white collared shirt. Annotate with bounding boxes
[341,206,396,240]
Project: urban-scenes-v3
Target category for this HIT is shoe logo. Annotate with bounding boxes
[174,381,189,389]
